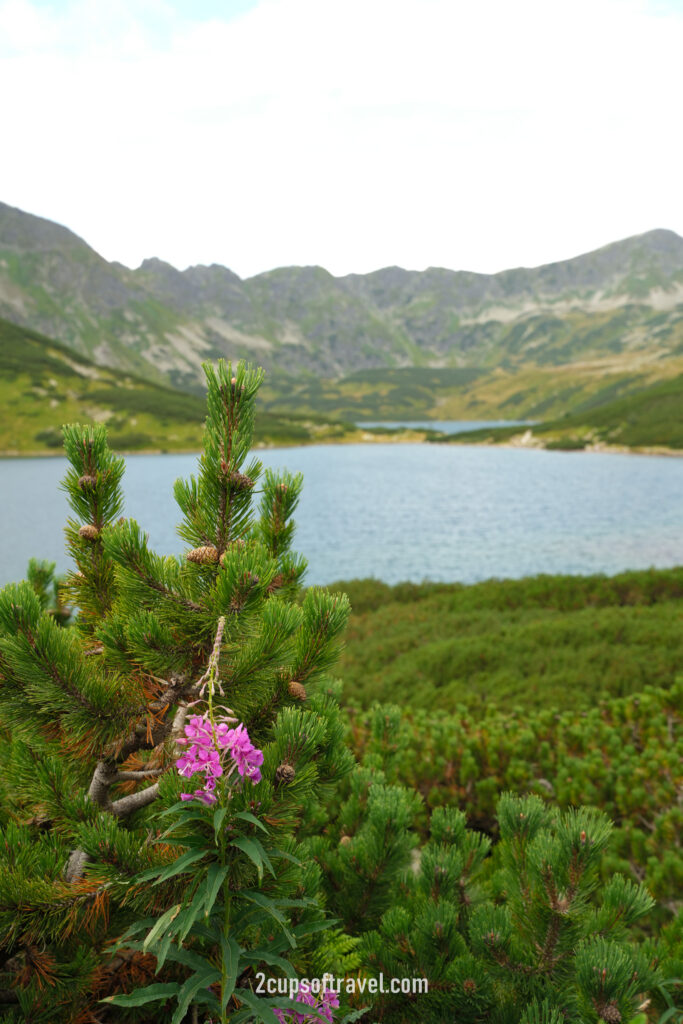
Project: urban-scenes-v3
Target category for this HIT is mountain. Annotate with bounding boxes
[1,201,682,394]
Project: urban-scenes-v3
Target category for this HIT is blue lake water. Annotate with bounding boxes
[1,439,682,588]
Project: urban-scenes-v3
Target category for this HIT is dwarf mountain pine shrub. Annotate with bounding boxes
[0,361,352,1022]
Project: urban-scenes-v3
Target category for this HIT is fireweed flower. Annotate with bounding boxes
[273,984,339,1023]
[176,713,263,803]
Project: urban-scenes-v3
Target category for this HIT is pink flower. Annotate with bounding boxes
[225,723,265,783]
[175,714,263,802]
[273,986,337,1023]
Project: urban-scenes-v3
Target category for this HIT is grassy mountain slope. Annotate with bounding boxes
[553,373,683,448]
[439,372,683,451]
[2,201,683,395]
[0,318,369,453]
[261,346,683,425]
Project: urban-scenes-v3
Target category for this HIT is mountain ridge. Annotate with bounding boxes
[1,200,682,389]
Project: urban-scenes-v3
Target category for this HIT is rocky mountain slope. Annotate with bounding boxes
[1,201,682,391]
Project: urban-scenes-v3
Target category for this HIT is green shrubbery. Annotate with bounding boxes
[346,684,682,924]
[336,572,683,713]
[328,794,660,1024]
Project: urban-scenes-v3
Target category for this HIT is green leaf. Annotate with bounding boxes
[229,1010,253,1024]
[134,866,166,883]
[158,799,208,818]
[231,835,266,881]
[293,918,339,938]
[233,835,275,878]
[143,904,182,951]
[102,982,180,1007]
[234,809,269,833]
[159,813,209,838]
[177,885,213,942]
[193,988,223,1014]
[241,891,296,947]
[268,917,337,957]
[191,921,222,944]
[171,968,222,1024]
[154,928,176,973]
[214,805,228,839]
[153,848,209,884]
[273,897,318,909]
[155,833,210,849]
[162,947,215,974]
[110,917,159,947]
[241,949,297,977]
[340,1009,370,1023]
[234,987,283,1024]
[270,847,302,867]
[205,863,230,918]
[220,933,241,1012]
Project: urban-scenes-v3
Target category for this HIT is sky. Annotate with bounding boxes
[0,0,681,279]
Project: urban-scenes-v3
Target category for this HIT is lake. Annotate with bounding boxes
[1,439,682,588]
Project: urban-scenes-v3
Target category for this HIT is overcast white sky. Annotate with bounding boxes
[0,0,681,279]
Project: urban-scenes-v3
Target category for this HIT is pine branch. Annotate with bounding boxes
[109,783,161,818]
[63,634,221,883]
[115,770,164,780]
[124,558,202,613]
[114,672,189,762]
[65,686,192,883]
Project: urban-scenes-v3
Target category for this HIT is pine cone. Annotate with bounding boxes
[77,474,97,490]
[187,546,219,565]
[78,524,99,541]
[275,762,296,786]
[266,573,284,594]
[288,681,307,701]
[229,471,254,491]
[340,835,352,846]
[599,1005,621,1024]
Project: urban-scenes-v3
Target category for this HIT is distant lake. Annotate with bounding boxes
[1,436,682,588]
[357,419,534,433]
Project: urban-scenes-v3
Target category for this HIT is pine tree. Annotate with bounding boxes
[0,360,352,1022]
[318,789,661,1023]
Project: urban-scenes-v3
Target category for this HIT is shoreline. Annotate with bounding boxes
[463,438,683,458]
[0,427,436,459]
[1,430,682,459]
